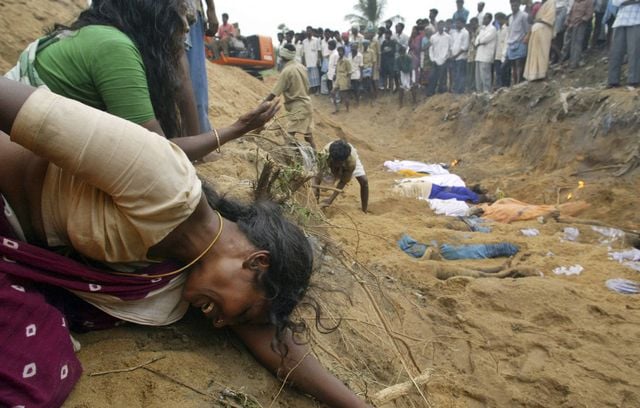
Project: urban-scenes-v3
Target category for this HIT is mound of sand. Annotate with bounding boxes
[1,2,639,407]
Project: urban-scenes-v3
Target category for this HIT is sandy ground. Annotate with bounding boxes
[2,2,640,407]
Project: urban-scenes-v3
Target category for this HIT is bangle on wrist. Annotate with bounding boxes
[212,128,221,153]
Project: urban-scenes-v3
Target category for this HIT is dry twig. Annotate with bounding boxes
[371,370,433,406]
[89,356,165,377]
[332,249,433,408]
[142,367,211,398]
[311,184,344,193]
[268,351,312,408]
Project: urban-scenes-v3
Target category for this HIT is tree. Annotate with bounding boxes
[277,23,289,33]
[344,0,402,29]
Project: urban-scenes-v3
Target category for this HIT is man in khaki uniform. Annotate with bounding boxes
[265,44,315,149]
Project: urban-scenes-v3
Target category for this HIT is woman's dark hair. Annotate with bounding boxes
[54,0,186,138]
[202,184,315,355]
[329,140,352,162]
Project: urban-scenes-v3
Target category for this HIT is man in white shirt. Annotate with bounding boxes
[321,29,333,70]
[494,13,510,88]
[392,22,410,91]
[350,46,364,103]
[320,29,333,94]
[427,21,452,96]
[326,40,340,91]
[450,18,470,93]
[393,22,410,48]
[475,13,498,93]
[506,0,530,84]
[477,2,487,23]
[303,26,323,94]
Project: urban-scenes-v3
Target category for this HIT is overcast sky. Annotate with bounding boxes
[212,0,513,39]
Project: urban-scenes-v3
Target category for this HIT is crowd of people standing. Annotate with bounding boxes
[276,0,640,108]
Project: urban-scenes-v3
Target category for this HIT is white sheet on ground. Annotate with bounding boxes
[592,226,626,245]
[427,199,470,217]
[425,174,466,187]
[521,228,540,237]
[609,248,640,272]
[553,265,584,276]
[394,174,466,189]
[384,160,450,175]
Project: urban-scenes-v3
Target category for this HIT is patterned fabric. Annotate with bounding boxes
[4,34,59,86]
[307,66,320,87]
[0,273,82,408]
[0,196,184,407]
[612,2,640,27]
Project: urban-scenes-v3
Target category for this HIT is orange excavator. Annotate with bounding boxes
[205,35,275,78]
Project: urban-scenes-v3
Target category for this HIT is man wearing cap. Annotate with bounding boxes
[265,44,316,149]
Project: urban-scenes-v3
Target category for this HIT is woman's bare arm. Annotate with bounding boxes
[232,324,371,408]
[141,99,280,161]
[0,78,36,133]
[168,99,279,161]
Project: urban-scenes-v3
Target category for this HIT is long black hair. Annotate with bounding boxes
[202,184,316,355]
[56,0,186,138]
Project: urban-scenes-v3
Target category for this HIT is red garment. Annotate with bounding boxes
[0,197,184,408]
[532,2,542,17]
[410,32,425,70]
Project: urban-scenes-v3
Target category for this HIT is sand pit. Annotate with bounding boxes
[1,2,639,407]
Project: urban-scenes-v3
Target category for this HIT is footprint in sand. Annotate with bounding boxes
[519,344,550,377]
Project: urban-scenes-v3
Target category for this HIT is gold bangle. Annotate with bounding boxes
[212,128,221,153]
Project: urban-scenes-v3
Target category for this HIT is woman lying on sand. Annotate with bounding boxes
[0,78,369,407]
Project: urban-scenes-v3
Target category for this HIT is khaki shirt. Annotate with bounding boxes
[335,58,353,90]
[362,49,377,69]
[271,60,311,111]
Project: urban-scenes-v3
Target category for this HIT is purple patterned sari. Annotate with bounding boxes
[0,198,184,407]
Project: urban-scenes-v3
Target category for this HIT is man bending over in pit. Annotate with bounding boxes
[315,140,369,213]
[265,44,316,149]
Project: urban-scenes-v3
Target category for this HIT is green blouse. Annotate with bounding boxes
[35,25,155,125]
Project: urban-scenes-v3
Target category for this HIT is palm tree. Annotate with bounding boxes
[344,0,402,29]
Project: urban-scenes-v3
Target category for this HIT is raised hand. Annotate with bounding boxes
[235,99,280,134]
